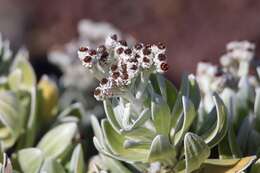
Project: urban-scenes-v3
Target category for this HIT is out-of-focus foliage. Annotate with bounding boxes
[0,34,86,173]
[196,41,260,171]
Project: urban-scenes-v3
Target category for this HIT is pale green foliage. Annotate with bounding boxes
[91,73,229,173]
[0,35,86,173]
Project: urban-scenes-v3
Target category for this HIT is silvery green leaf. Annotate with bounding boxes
[101,119,148,162]
[91,116,104,145]
[37,122,78,159]
[127,108,150,130]
[70,144,85,173]
[10,48,36,91]
[237,116,251,153]
[23,87,38,147]
[172,75,189,127]
[254,88,260,132]
[250,158,260,173]
[40,159,65,173]
[247,129,260,155]
[0,92,23,149]
[123,139,150,150]
[147,135,176,165]
[218,132,233,159]
[17,148,44,173]
[88,154,131,173]
[7,69,22,91]
[103,100,121,133]
[100,155,131,173]
[184,133,210,173]
[202,94,228,148]
[150,74,177,109]
[151,96,171,136]
[174,96,196,145]
[121,126,156,142]
[187,74,201,110]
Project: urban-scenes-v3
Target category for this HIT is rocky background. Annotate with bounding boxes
[1,0,260,83]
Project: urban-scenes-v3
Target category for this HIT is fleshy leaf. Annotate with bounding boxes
[151,96,171,136]
[17,148,44,173]
[102,119,148,162]
[202,94,228,148]
[254,88,260,132]
[40,159,66,173]
[103,100,121,133]
[10,48,36,91]
[174,96,196,145]
[37,122,78,159]
[70,144,85,173]
[184,132,210,173]
[147,135,176,165]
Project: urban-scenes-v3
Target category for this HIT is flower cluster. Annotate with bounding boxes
[220,41,255,76]
[78,34,169,100]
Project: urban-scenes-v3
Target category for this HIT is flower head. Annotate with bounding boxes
[78,35,169,100]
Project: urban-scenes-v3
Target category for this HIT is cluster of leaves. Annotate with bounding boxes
[0,35,86,173]
[92,72,259,173]
[195,41,260,172]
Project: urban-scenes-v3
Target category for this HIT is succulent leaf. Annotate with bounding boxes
[184,132,210,173]
[70,144,85,173]
[37,122,78,159]
[17,148,44,173]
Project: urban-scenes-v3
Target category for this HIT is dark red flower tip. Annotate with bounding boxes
[135,54,141,59]
[122,73,129,80]
[116,47,124,54]
[100,78,109,85]
[134,43,143,50]
[158,54,167,61]
[111,34,118,41]
[130,64,138,70]
[143,56,150,63]
[145,43,152,48]
[94,88,101,96]
[111,64,118,71]
[112,72,120,79]
[119,40,127,46]
[158,42,166,49]
[124,48,132,55]
[89,49,97,56]
[83,56,92,63]
[143,48,151,55]
[79,47,88,52]
[160,63,169,72]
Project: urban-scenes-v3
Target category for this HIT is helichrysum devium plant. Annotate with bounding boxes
[196,41,260,172]
[78,35,256,173]
[0,34,86,173]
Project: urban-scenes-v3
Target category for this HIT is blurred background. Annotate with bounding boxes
[1,0,260,83]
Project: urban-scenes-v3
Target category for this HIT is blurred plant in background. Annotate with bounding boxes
[196,41,260,171]
[48,20,135,125]
[0,34,86,173]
